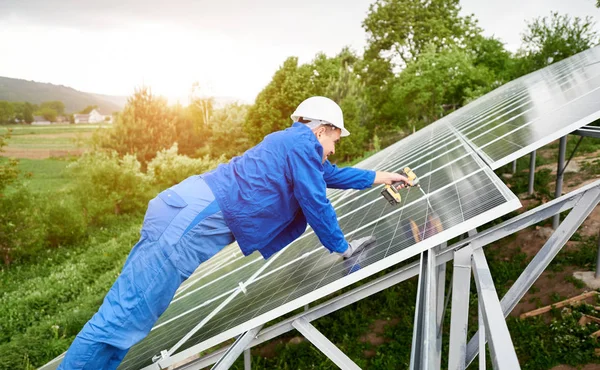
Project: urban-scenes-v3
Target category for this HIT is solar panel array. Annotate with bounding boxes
[39,47,600,370]
[120,115,520,369]
[450,46,600,169]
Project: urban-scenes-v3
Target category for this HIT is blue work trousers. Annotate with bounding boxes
[58,176,234,369]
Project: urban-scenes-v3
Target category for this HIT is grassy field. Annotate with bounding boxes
[2,126,600,369]
[0,123,109,159]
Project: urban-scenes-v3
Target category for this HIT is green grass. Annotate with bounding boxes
[0,124,107,136]
[17,158,73,193]
[0,157,73,193]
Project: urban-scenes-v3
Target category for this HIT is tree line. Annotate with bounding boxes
[0,100,105,124]
[96,6,599,164]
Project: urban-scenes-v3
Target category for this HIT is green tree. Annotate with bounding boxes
[244,51,363,146]
[391,45,495,130]
[243,57,316,145]
[36,107,58,122]
[95,87,178,165]
[40,101,65,115]
[362,0,480,67]
[469,35,514,82]
[79,105,98,114]
[515,12,599,75]
[360,0,481,130]
[18,102,35,123]
[0,101,14,123]
[209,103,250,159]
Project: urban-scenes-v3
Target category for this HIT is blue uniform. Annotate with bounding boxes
[204,122,375,258]
[58,122,374,369]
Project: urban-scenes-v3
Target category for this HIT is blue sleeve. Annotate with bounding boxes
[287,146,349,254]
[323,161,376,190]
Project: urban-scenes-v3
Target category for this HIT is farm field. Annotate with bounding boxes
[0,124,109,159]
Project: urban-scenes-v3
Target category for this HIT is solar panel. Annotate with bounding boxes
[450,46,600,169]
[120,119,520,369]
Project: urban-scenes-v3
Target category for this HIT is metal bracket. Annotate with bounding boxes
[212,325,262,370]
[292,317,361,370]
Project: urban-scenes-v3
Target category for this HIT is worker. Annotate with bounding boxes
[58,96,411,369]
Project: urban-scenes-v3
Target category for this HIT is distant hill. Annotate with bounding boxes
[0,76,127,114]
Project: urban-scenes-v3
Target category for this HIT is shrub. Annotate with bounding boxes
[0,186,46,265]
[67,151,153,225]
[147,143,224,188]
[42,196,87,248]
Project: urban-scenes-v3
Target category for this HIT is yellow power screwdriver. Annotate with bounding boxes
[381,167,433,211]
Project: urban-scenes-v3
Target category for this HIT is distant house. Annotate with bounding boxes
[74,109,113,124]
[32,116,51,125]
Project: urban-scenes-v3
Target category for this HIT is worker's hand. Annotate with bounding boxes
[374,171,412,189]
[341,236,377,258]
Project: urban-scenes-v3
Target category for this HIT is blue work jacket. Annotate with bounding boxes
[203,122,376,259]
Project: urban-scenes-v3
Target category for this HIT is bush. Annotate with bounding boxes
[67,151,154,225]
[147,143,224,188]
[0,186,47,265]
[43,196,87,248]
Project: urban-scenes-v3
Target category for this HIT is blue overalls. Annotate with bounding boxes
[58,177,234,369]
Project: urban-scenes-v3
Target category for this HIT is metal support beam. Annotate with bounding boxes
[528,151,536,195]
[410,249,439,370]
[478,303,486,370]
[471,249,520,369]
[466,186,600,365]
[448,245,473,370]
[553,136,567,229]
[243,349,251,370]
[292,317,361,370]
[435,248,447,370]
[512,160,517,174]
[596,228,600,279]
[573,123,600,139]
[212,326,262,370]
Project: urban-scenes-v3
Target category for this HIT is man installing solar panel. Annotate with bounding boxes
[58,96,413,369]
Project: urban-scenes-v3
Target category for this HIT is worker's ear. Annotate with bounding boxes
[314,126,326,139]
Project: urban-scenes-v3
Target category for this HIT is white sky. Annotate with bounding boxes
[0,0,598,104]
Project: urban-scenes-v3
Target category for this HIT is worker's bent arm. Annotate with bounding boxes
[288,147,349,254]
[323,161,375,190]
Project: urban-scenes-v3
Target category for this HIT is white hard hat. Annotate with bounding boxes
[291,96,350,137]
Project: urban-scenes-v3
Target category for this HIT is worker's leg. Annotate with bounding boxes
[59,177,233,370]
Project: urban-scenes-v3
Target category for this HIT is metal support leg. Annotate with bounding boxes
[512,160,517,174]
[596,230,600,279]
[243,349,251,370]
[435,256,447,370]
[478,303,485,370]
[528,151,536,195]
[553,136,567,229]
[292,317,361,370]
[410,249,439,370]
[471,249,520,369]
[466,187,600,365]
[448,245,473,370]
[212,326,262,370]
[596,228,600,279]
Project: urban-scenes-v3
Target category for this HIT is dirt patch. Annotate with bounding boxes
[512,266,590,317]
[359,318,400,357]
[551,365,600,370]
[0,147,86,159]
[254,336,304,358]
